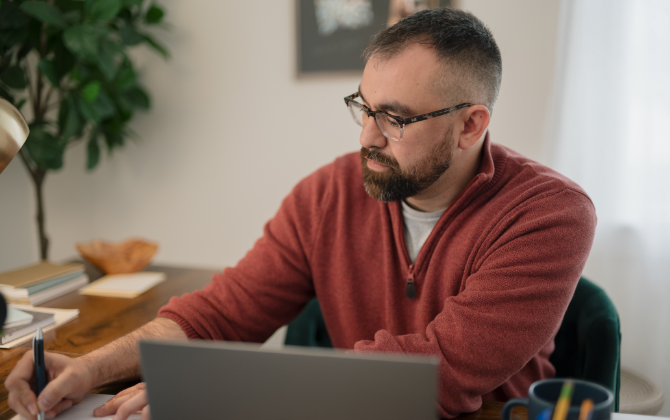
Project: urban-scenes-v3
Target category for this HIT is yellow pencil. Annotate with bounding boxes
[579,399,594,420]
[551,380,575,420]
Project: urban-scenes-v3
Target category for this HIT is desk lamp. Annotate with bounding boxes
[0,97,30,327]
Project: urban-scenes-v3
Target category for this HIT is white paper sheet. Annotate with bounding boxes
[12,394,141,420]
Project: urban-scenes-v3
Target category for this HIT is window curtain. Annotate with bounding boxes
[549,0,670,412]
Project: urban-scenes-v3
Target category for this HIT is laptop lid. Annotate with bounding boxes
[140,340,439,420]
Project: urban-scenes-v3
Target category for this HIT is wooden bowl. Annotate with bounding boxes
[76,239,158,274]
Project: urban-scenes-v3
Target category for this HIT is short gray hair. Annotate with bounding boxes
[363,8,502,112]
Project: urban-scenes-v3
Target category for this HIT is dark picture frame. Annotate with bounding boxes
[297,0,453,76]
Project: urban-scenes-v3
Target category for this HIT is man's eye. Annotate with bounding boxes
[384,115,401,128]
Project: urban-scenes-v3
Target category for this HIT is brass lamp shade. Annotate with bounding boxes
[0,98,29,174]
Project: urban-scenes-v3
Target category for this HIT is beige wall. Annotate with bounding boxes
[0,0,562,272]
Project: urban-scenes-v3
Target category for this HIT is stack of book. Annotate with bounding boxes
[0,262,89,306]
[1,306,55,345]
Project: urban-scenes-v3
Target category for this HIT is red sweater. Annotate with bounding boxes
[159,135,596,418]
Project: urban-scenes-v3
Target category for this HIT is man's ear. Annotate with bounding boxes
[457,105,490,150]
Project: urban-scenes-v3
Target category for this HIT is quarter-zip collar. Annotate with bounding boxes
[387,133,506,297]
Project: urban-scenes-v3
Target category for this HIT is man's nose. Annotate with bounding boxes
[359,116,388,150]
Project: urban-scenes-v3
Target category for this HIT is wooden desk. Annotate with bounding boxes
[0,263,521,420]
[0,263,217,420]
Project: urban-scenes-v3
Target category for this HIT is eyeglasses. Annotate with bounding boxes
[344,92,473,141]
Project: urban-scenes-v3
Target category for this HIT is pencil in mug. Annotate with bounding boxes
[579,399,594,420]
[551,380,575,420]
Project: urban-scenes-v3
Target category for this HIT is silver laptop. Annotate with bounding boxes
[139,340,439,420]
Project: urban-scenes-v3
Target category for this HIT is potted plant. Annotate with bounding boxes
[0,0,168,260]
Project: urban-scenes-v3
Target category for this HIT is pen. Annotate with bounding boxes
[537,408,553,420]
[33,328,46,420]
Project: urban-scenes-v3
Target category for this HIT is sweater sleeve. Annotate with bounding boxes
[158,164,332,343]
[353,188,597,418]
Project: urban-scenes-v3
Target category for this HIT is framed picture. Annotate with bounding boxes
[297,0,453,76]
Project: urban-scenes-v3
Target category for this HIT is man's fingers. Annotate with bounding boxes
[5,351,39,418]
[6,388,37,419]
[44,398,73,419]
[141,405,150,420]
[112,391,148,420]
[94,383,146,417]
[37,354,89,412]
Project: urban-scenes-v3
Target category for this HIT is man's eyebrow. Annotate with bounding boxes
[357,85,413,116]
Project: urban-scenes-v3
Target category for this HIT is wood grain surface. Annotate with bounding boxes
[0,263,525,420]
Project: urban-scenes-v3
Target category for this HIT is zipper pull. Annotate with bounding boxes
[406,263,416,299]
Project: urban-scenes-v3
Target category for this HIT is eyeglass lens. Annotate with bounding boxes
[348,101,403,141]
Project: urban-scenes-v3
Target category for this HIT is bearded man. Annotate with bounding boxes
[6,8,596,420]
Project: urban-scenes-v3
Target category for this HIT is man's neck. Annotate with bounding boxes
[405,141,484,213]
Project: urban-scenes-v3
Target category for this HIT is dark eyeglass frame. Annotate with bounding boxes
[344,92,473,127]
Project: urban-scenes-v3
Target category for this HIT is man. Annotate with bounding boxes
[6,8,596,420]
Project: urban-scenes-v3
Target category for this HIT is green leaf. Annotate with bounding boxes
[86,0,121,22]
[96,38,118,81]
[86,127,100,169]
[38,59,59,86]
[58,97,81,141]
[142,33,169,58]
[52,39,76,79]
[63,24,99,61]
[112,91,133,116]
[0,86,14,103]
[125,87,149,109]
[102,120,124,150]
[0,1,31,29]
[144,4,164,24]
[62,9,82,25]
[16,98,27,111]
[70,64,89,82]
[55,0,86,13]
[75,95,99,122]
[82,80,101,102]
[19,1,68,29]
[94,91,115,119]
[114,62,136,90]
[0,66,27,89]
[1,27,30,48]
[25,126,65,170]
[122,0,142,6]
[120,23,143,46]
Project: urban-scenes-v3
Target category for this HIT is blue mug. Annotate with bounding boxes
[501,379,614,420]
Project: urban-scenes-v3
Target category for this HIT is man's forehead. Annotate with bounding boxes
[360,45,446,114]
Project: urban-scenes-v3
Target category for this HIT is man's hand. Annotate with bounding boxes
[94,382,150,420]
[5,351,93,419]
[5,317,184,419]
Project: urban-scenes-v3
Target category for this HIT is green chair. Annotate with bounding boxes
[285,298,333,348]
[549,277,621,411]
[285,277,621,411]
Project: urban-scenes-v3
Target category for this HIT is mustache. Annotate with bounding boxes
[360,147,400,170]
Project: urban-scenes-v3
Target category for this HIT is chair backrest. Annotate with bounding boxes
[285,298,332,348]
[549,277,621,411]
[286,277,622,411]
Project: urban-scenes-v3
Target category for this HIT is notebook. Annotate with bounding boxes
[139,340,439,420]
[3,307,33,329]
[0,262,83,290]
[79,272,165,298]
[9,393,140,420]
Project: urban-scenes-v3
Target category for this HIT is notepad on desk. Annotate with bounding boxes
[79,272,166,298]
[9,393,141,420]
